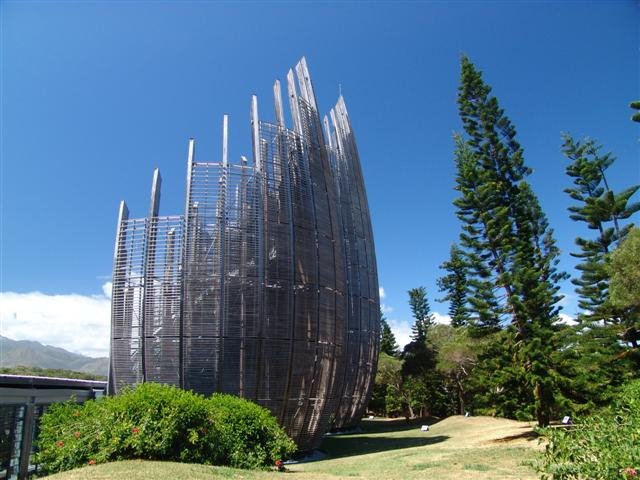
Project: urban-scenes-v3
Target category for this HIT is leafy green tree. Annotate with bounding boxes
[373,352,441,419]
[437,243,471,328]
[375,352,404,416]
[466,330,536,420]
[453,56,568,426]
[609,227,640,309]
[429,324,477,415]
[560,136,639,415]
[562,134,639,324]
[553,323,637,415]
[402,287,445,417]
[370,352,403,416]
[609,227,640,347]
[379,313,400,357]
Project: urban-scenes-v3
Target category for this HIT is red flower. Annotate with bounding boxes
[275,459,284,471]
[56,441,64,448]
[88,459,96,466]
[623,467,638,478]
[74,431,81,438]
[131,427,139,434]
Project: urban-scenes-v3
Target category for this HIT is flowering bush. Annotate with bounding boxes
[535,380,640,479]
[35,383,296,474]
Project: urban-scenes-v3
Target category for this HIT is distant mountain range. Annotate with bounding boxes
[0,336,108,377]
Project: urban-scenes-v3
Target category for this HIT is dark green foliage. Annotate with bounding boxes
[35,383,296,475]
[466,330,536,420]
[371,314,400,415]
[0,365,105,381]
[631,100,640,123]
[536,380,640,480]
[430,324,477,415]
[371,352,404,417]
[554,323,639,416]
[452,135,503,334]
[379,313,400,357]
[437,244,471,328]
[453,55,568,426]
[408,286,434,342]
[401,336,439,415]
[206,394,295,468]
[402,288,448,417]
[367,382,388,416]
[558,135,640,418]
[562,134,639,325]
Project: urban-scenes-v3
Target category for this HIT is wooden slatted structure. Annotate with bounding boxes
[108,58,379,450]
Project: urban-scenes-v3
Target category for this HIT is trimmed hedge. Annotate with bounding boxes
[35,383,296,474]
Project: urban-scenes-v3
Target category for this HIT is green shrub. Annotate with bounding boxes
[207,394,296,468]
[35,383,296,474]
[535,380,640,479]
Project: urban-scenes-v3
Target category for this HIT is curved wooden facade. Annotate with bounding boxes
[108,58,379,450]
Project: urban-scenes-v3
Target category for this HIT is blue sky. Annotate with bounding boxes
[1,1,638,356]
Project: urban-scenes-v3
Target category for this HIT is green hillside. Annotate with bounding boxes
[0,336,108,377]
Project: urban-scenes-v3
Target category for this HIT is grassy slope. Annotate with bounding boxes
[46,416,541,480]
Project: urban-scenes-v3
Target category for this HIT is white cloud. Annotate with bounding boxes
[387,311,452,351]
[433,311,452,325]
[378,286,395,314]
[556,313,577,326]
[0,283,112,358]
[0,281,453,360]
[102,282,113,299]
[387,317,412,350]
[381,303,394,314]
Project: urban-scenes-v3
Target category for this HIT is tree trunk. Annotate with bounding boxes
[535,381,551,427]
[404,401,414,421]
[457,378,465,415]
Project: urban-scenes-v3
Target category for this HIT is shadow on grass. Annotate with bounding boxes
[491,429,539,443]
[358,417,441,434]
[316,419,449,459]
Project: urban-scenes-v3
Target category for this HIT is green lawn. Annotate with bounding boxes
[46,416,541,479]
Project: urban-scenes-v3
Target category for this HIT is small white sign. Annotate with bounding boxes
[420,425,429,432]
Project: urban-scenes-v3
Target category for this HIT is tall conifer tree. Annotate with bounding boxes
[452,134,503,334]
[453,56,567,425]
[408,287,434,341]
[403,287,441,417]
[437,243,471,328]
[562,134,639,326]
[380,313,400,357]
